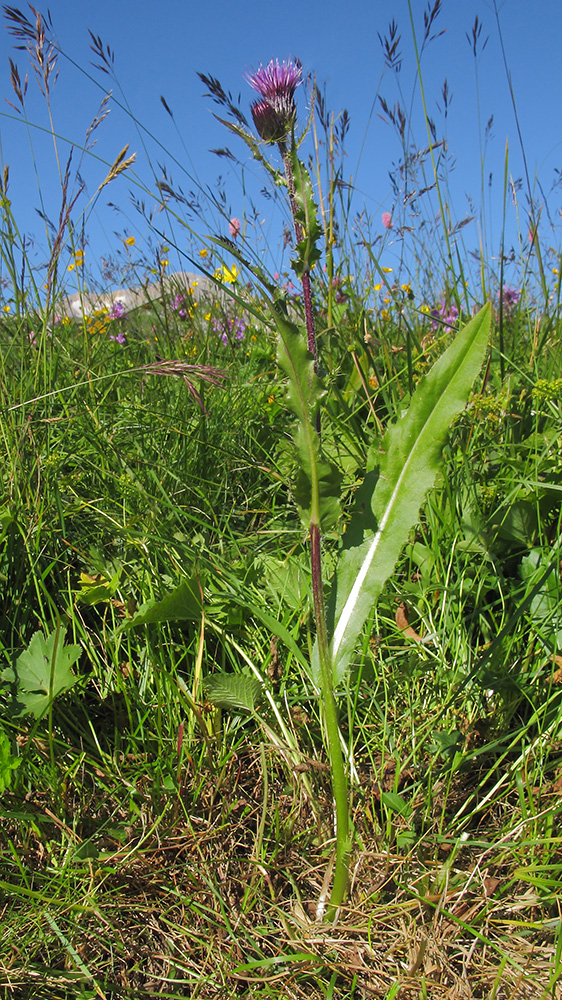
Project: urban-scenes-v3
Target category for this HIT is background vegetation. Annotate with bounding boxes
[1,4,562,998]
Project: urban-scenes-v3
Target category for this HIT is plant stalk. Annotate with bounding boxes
[279,141,317,361]
[310,522,350,916]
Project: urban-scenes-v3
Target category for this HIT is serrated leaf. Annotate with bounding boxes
[312,304,491,685]
[289,148,323,277]
[204,673,263,714]
[2,627,80,719]
[274,309,341,531]
[120,575,203,630]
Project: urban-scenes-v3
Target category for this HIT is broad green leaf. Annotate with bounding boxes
[274,309,341,531]
[120,575,203,630]
[1,627,80,719]
[313,303,491,684]
[204,673,263,714]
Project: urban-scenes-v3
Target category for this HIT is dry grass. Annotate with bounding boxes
[1,743,560,1000]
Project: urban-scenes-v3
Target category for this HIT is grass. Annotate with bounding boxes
[1,4,562,998]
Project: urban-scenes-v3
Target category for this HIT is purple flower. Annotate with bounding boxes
[246,59,302,101]
[500,285,521,314]
[110,331,126,344]
[430,302,459,331]
[109,300,127,320]
[246,58,302,143]
[213,315,246,345]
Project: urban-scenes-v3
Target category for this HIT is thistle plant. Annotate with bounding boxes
[203,57,492,919]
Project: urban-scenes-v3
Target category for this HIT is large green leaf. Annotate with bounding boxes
[313,303,491,685]
[120,575,203,630]
[274,309,341,531]
[1,627,80,719]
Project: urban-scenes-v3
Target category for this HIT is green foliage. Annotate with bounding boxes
[314,303,492,685]
[289,147,323,278]
[0,728,20,792]
[204,672,263,713]
[122,574,204,629]
[521,548,562,656]
[2,627,80,719]
[274,308,341,530]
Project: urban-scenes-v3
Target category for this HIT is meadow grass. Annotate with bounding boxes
[1,5,562,999]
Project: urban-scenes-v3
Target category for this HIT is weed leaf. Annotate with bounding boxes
[313,303,491,684]
[0,730,21,792]
[204,673,263,714]
[121,575,203,629]
[274,309,341,530]
[2,627,80,719]
[289,148,323,277]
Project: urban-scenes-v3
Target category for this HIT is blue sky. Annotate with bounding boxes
[0,0,560,298]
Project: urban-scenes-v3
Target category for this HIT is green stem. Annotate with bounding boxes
[279,142,318,361]
[310,522,350,916]
[279,132,350,914]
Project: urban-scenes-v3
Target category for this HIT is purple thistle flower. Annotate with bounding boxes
[246,59,302,101]
[246,58,302,143]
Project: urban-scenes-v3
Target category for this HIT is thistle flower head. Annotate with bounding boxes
[250,97,295,142]
[246,58,302,143]
[246,59,302,101]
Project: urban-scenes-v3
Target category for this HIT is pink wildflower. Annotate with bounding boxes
[229,217,241,239]
[382,212,394,230]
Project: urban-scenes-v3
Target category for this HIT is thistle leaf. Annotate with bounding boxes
[274,308,341,531]
[213,115,281,181]
[312,303,491,685]
[289,147,323,277]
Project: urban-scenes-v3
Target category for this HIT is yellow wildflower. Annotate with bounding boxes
[382,266,393,273]
[219,263,238,284]
[420,304,430,314]
[373,283,382,291]
[2,304,10,313]
[199,248,208,258]
[381,309,390,320]
[125,236,135,246]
